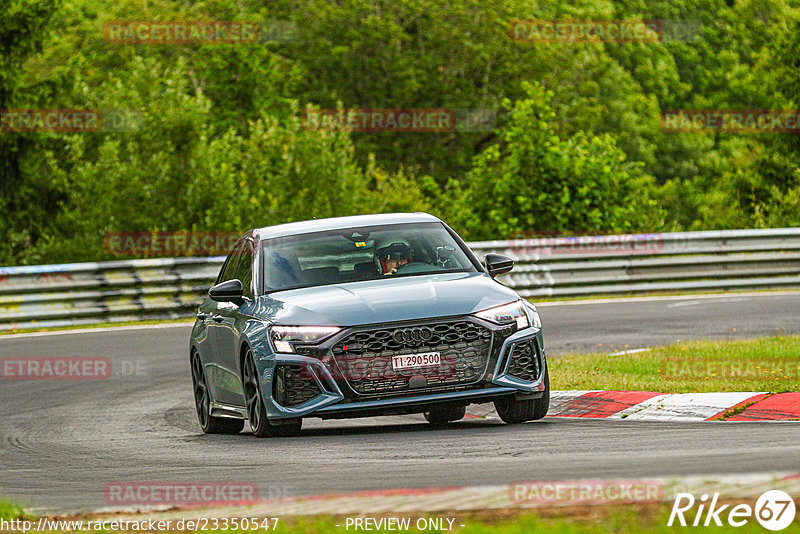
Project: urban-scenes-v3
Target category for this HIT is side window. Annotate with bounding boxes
[235,241,254,299]
[217,242,244,284]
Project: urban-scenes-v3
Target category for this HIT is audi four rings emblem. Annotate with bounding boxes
[393,327,433,344]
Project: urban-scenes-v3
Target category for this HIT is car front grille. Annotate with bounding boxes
[506,339,541,382]
[329,319,493,396]
[273,364,321,407]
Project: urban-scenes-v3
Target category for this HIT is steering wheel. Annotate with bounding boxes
[393,262,442,274]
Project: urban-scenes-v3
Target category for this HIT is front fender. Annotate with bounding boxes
[245,321,345,420]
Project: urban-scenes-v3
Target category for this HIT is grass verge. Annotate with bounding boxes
[17,504,799,533]
[0,499,25,520]
[281,505,796,533]
[549,335,800,393]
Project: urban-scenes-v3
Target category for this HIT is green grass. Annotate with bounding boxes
[1,501,796,533]
[453,509,793,534]
[276,510,796,534]
[550,335,800,393]
[284,509,795,533]
[0,499,25,520]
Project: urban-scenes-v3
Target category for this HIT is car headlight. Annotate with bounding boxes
[475,301,530,329]
[270,326,341,353]
[528,305,542,329]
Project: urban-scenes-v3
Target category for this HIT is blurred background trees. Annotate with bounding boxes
[2,0,799,264]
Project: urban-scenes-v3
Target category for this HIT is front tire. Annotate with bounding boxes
[243,347,302,438]
[424,405,466,424]
[191,351,245,434]
[494,366,550,424]
[530,366,550,420]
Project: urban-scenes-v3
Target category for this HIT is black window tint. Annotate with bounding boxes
[235,241,254,298]
[260,222,477,293]
[218,242,244,284]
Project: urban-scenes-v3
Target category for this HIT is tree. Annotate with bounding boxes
[0,0,60,263]
[450,83,663,240]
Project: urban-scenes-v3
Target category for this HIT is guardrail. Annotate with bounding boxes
[1,228,799,331]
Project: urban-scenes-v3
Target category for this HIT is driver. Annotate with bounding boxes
[375,241,414,275]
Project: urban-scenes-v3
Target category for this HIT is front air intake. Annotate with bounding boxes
[273,364,321,407]
[505,339,542,382]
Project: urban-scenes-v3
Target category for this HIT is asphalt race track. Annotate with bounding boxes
[1,292,799,513]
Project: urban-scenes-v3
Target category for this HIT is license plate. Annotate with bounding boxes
[391,352,441,370]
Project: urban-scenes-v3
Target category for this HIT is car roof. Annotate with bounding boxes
[251,213,442,240]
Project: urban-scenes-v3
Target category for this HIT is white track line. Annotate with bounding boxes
[666,297,753,308]
[609,392,766,421]
[614,348,652,355]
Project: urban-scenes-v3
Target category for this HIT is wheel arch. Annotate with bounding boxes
[239,339,251,382]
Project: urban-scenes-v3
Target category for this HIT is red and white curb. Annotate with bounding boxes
[547,391,800,421]
[88,473,800,518]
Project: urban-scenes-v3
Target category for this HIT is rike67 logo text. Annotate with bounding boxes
[669,490,796,531]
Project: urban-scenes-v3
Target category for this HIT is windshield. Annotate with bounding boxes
[259,222,477,293]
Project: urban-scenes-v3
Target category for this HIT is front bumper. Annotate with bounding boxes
[254,319,547,420]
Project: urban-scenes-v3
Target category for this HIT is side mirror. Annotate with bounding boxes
[209,279,244,305]
[485,253,514,277]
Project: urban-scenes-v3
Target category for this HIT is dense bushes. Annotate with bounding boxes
[2,0,798,264]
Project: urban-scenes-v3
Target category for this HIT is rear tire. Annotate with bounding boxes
[494,365,550,424]
[424,405,466,424]
[243,347,302,438]
[191,351,245,434]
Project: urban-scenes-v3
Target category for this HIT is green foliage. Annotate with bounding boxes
[451,83,663,240]
[0,0,61,265]
[2,0,800,265]
[0,498,24,520]
[29,58,419,262]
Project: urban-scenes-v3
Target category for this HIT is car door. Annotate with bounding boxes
[203,241,245,405]
[213,238,255,406]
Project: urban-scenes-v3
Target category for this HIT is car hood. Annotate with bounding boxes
[253,272,521,326]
